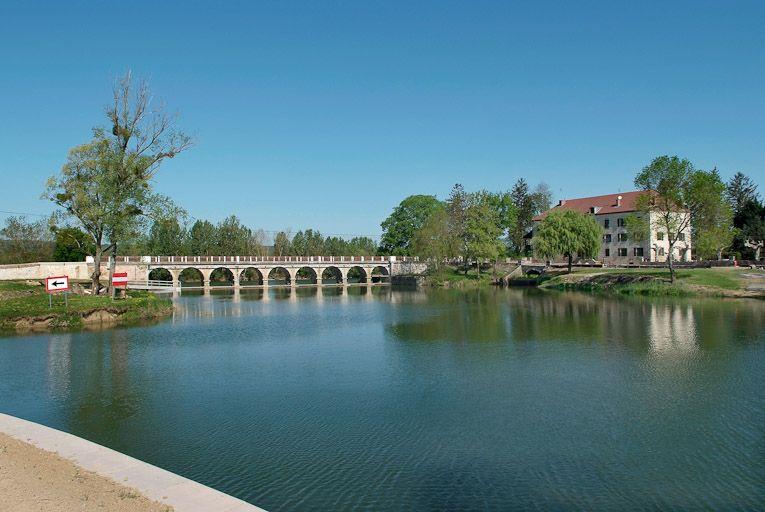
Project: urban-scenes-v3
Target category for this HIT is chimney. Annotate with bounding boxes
[616,195,623,207]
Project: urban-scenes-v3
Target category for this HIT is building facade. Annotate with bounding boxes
[529,191,692,265]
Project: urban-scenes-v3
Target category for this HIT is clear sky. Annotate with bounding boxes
[1,1,763,240]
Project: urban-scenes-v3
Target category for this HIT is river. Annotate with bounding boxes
[1,287,763,511]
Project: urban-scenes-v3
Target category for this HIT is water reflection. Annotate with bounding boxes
[3,288,762,511]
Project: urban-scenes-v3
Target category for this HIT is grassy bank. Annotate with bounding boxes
[421,266,499,288]
[0,281,173,333]
[537,267,765,298]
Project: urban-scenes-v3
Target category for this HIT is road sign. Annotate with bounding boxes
[45,275,69,293]
[112,272,128,288]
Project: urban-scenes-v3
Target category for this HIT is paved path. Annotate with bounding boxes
[0,413,267,512]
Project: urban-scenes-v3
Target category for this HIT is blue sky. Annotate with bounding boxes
[1,1,763,240]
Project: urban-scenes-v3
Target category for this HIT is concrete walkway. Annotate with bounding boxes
[0,413,267,512]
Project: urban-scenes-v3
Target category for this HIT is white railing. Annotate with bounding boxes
[127,280,178,291]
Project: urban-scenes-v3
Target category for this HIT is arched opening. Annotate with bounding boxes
[148,267,172,282]
[370,266,390,284]
[295,267,317,285]
[347,266,367,284]
[268,267,291,286]
[322,266,343,285]
[240,267,264,286]
[179,267,204,287]
[210,267,234,287]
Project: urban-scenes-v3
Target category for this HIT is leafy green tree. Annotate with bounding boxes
[412,206,457,269]
[464,195,504,274]
[216,215,251,255]
[291,231,307,255]
[633,156,718,282]
[324,236,348,255]
[534,209,602,273]
[726,172,759,216]
[692,170,735,260]
[446,184,470,271]
[45,72,192,293]
[347,236,377,255]
[273,230,291,256]
[734,199,765,260]
[147,218,187,256]
[188,220,217,256]
[380,195,443,255]
[52,226,93,262]
[508,180,550,256]
[0,216,54,264]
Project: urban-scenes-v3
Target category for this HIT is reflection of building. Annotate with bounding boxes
[647,303,697,353]
[529,191,692,264]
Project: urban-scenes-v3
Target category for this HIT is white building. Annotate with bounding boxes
[530,191,692,264]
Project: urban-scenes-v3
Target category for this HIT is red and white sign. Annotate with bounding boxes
[45,275,69,293]
[112,272,129,288]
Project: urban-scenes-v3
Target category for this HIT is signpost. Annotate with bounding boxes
[112,272,128,288]
[45,275,70,308]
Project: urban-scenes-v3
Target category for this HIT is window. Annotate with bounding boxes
[605,249,610,257]
[604,219,610,228]
[678,232,685,241]
[659,247,665,256]
[604,234,612,243]
[656,232,664,241]
[618,248,628,257]
[634,247,644,257]
[617,218,625,227]
[618,233,628,242]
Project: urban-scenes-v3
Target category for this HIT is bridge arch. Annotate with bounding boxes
[210,267,234,287]
[148,267,173,282]
[179,267,204,287]
[295,267,317,285]
[347,266,368,284]
[321,266,343,285]
[370,265,390,283]
[239,267,264,286]
[268,267,292,286]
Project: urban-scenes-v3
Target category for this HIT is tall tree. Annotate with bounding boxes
[412,206,457,270]
[533,209,602,273]
[633,156,717,282]
[726,172,759,216]
[735,199,765,260]
[464,195,504,274]
[446,184,470,271]
[188,220,217,256]
[216,215,251,255]
[147,218,187,256]
[0,216,54,264]
[273,230,292,256]
[692,170,735,260]
[45,72,192,293]
[379,195,443,255]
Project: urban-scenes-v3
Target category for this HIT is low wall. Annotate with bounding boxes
[0,262,148,282]
[390,261,429,276]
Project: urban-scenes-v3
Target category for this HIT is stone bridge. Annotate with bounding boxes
[106,255,428,290]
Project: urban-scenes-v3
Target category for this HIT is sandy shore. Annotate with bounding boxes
[0,432,172,512]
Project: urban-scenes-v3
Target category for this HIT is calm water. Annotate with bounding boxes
[1,287,764,511]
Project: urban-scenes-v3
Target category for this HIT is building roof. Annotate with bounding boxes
[533,190,645,221]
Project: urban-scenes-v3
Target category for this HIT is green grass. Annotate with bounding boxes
[540,267,757,297]
[0,281,173,332]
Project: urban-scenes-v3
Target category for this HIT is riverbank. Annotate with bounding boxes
[533,267,765,298]
[0,413,265,512]
[0,281,173,333]
[0,431,170,512]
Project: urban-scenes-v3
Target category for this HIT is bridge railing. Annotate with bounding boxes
[115,255,402,264]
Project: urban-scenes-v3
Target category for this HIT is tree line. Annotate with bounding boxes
[378,180,553,272]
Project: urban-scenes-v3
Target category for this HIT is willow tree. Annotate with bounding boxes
[534,209,601,273]
[45,72,192,293]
